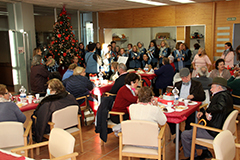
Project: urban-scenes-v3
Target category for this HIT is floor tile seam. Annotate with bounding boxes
[97,146,119,160]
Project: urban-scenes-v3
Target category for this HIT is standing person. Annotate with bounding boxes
[111,41,116,55]
[147,40,158,68]
[30,55,50,95]
[137,42,146,60]
[181,77,233,160]
[129,45,141,69]
[115,46,120,55]
[173,42,184,72]
[191,43,200,61]
[182,43,192,69]
[79,42,86,67]
[73,55,80,66]
[220,42,234,68]
[168,55,176,72]
[0,84,26,123]
[159,40,171,66]
[192,48,212,77]
[227,70,240,105]
[110,62,119,81]
[33,48,42,57]
[168,68,205,141]
[154,58,174,96]
[209,58,231,80]
[95,42,102,57]
[85,43,100,77]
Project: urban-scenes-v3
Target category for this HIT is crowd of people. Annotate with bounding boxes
[1,38,240,160]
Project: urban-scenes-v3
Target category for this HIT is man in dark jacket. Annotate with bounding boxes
[181,77,233,160]
[169,68,206,136]
[109,63,128,94]
[63,66,94,105]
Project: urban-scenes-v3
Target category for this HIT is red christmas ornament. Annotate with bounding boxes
[76,40,78,43]
[51,41,55,45]
[81,58,83,60]
[58,53,60,56]
[55,50,57,52]
[60,21,63,24]
[73,34,75,37]
[55,40,57,43]
[71,47,73,49]
[66,29,68,31]
[63,53,67,57]
[65,37,69,40]
[67,17,71,19]
[72,43,74,46]
[57,34,61,38]
[70,26,72,29]
[78,56,80,58]
[76,54,78,56]
[63,33,65,35]
[62,40,65,42]
[71,32,73,34]
[60,13,62,16]
[72,39,76,43]
[68,35,70,37]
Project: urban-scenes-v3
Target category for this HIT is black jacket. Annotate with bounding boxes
[32,92,79,142]
[174,79,205,101]
[95,96,115,142]
[204,90,233,137]
[109,72,129,94]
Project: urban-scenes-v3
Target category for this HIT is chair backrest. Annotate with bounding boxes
[0,122,24,148]
[48,128,75,159]
[121,120,159,147]
[222,110,238,134]
[213,130,235,160]
[52,105,79,129]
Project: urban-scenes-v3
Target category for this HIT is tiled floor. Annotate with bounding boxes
[32,118,240,160]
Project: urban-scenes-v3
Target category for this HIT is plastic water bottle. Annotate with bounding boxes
[144,64,149,72]
[172,87,179,105]
[19,86,26,102]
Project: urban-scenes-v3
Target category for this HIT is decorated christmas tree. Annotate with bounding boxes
[48,6,82,67]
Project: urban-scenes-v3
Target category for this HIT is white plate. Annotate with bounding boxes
[188,101,198,105]
[16,102,28,108]
[174,105,188,111]
[165,107,175,113]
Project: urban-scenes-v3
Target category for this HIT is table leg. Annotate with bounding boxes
[175,123,179,160]
[195,111,198,123]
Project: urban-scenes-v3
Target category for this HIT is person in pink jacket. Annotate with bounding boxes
[220,42,234,68]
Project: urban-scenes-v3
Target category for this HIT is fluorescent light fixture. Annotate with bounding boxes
[19,29,24,33]
[126,0,167,6]
[170,0,195,3]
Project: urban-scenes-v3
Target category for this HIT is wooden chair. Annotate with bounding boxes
[190,110,239,160]
[211,130,240,160]
[0,121,33,157]
[119,120,167,160]
[46,105,83,153]
[11,128,78,160]
[232,94,240,113]
[104,92,117,97]
[76,95,89,112]
[199,103,208,110]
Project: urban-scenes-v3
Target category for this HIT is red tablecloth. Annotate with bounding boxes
[91,82,114,96]
[20,103,38,112]
[139,73,156,80]
[0,150,25,160]
[164,101,201,124]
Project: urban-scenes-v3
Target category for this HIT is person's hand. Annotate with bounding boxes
[46,59,52,66]
[159,55,162,58]
[193,66,196,70]
[182,57,185,61]
[134,89,138,95]
[187,95,194,100]
[234,70,240,78]
[133,57,135,59]
[205,112,212,121]
[137,56,140,59]
[151,97,158,106]
[154,67,158,70]
[177,58,180,61]
[197,112,203,119]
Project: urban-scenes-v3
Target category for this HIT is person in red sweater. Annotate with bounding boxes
[110,73,140,123]
[168,55,176,72]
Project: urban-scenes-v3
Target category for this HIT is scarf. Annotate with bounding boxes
[159,47,166,56]
[148,46,155,59]
[223,49,230,59]
[0,97,9,102]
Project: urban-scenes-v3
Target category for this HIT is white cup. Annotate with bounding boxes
[28,95,33,104]
[184,99,189,107]
[35,94,40,100]
[167,102,172,108]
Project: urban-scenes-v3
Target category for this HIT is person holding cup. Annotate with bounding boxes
[0,84,26,123]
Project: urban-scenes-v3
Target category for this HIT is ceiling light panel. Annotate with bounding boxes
[170,0,195,3]
[126,0,167,6]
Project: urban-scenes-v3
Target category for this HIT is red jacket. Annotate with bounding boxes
[111,85,138,114]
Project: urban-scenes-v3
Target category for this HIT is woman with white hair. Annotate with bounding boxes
[192,48,212,77]
[63,66,94,104]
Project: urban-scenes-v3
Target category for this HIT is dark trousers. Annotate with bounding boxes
[168,112,196,135]
[110,114,129,124]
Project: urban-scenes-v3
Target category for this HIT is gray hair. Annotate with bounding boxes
[31,55,42,66]
[118,63,127,71]
[137,41,144,47]
[215,84,227,91]
[198,66,208,77]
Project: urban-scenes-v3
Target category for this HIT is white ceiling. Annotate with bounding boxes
[0,0,224,12]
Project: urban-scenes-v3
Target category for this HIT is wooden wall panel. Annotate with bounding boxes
[177,26,185,41]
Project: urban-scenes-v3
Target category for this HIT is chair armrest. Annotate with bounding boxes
[232,94,240,99]
[32,115,37,120]
[118,132,122,137]
[51,152,79,160]
[109,111,125,116]
[76,96,86,101]
[158,123,167,139]
[78,114,82,118]
[11,141,49,153]
[190,123,222,133]
[24,121,32,137]
[105,92,117,97]
[236,120,239,124]
[48,121,55,130]
[199,104,208,110]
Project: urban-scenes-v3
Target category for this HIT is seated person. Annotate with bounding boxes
[110,73,139,124]
[129,86,167,126]
[168,55,176,72]
[110,62,119,81]
[63,66,94,105]
[0,84,26,123]
[209,58,231,80]
[62,63,77,81]
[181,77,233,160]
[141,53,152,70]
[227,70,240,105]
[109,63,129,94]
[45,53,59,72]
[32,79,78,142]
[48,71,62,81]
